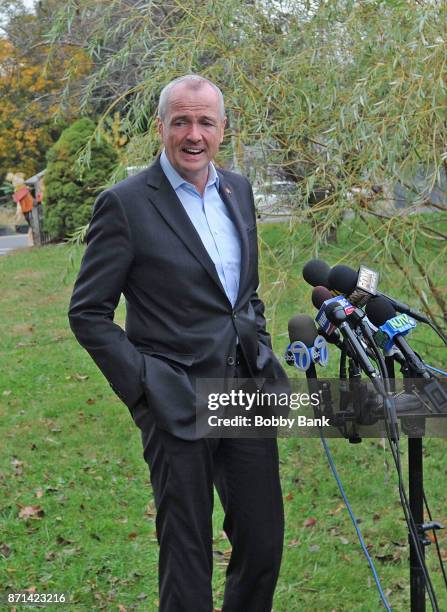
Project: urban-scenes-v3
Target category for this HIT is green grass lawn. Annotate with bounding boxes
[0,216,446,611]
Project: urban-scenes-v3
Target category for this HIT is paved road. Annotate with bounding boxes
[0,234,29,256]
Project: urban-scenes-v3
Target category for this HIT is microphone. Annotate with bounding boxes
[302,259,331,288]
[328,264,379,307]
[323,301,385,396]
[287,314,328,373]
[365,297,431,379]
[311,286,345,348]
[311,285,333,310]
[313,289,355,337]
[329,264,429,323]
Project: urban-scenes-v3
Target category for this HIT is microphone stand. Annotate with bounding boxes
[389,359,443,612]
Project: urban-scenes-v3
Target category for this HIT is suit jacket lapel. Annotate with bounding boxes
[145,160,227,298]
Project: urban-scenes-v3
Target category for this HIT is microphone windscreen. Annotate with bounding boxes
[288,314,318,346]
[312,286,333,309]
[365,296,396,327]
[328,264,358,294]
[302,259,331,288]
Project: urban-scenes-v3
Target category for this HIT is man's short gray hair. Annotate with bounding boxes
[158,75,225,121]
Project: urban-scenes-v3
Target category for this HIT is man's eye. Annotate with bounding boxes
[173,120,186,126]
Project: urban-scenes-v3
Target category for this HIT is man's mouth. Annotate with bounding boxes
[182,147,204,156]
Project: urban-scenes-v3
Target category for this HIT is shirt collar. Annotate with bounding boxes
[160,149,219,192]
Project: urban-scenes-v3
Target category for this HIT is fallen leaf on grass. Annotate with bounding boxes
[375,551,402,564]
[2,390,12,396]
[86,399,95,405]
[288,539,301,547]
[303,518,317,528]
[285,492,294,501]
[35,489,44,499]
[45,551,56,561]
[11,459,23,476]
[0,543,11,558]
[118,606,127,612]
[330,527,340,537]
[18,505,44,520]
[56,535,74,546]
[128,532,138,540]
[69,374,89,382]
[339,536,349,545]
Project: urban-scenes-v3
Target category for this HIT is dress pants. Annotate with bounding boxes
[138,358,284,612]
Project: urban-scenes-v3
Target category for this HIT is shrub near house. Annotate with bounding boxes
[44,118,117,240]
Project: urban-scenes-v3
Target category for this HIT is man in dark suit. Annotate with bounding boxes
[69,75,289,612]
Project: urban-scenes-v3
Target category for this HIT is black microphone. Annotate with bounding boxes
[329,264,429,323]
[365,297,431,379]
[311,286,378,358]
[328,264,379,307]
[302,259,331,288]
[311,286,345,348]
[285,314,318,368]
[288,314,319,346]
[287,315,330,424]
[324,301,385,396]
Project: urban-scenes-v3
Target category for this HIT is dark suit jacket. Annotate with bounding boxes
[68,158,289,439]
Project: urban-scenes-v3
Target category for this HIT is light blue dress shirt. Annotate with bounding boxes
[160,150,241,306]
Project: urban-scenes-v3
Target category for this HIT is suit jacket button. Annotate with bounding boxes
[227,356,235,366]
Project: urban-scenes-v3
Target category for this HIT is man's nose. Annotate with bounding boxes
[186,122,202,142]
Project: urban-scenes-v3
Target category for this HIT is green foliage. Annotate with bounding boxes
[46,0,447,328]
[44,118,118,239]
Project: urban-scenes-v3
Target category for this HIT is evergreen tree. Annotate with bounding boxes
[44,118,117,239]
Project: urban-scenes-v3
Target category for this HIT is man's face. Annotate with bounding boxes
[157,82,226,189]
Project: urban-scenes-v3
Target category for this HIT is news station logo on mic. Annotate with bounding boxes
[374,313,417,351]
[315,296,355,335]
[287,335,329,371]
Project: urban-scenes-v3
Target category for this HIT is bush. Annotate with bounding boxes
[44,118,117,239]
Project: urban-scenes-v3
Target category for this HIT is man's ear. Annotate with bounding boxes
[156,117,163,140]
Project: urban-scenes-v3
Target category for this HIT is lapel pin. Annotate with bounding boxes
[224,186,232,195]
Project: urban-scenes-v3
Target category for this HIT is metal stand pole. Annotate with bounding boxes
[408,437,425,612]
